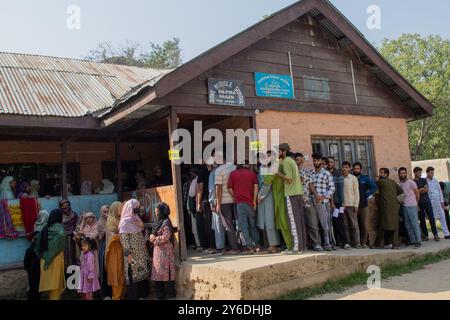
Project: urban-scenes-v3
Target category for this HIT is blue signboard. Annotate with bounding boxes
[254,72,295,99]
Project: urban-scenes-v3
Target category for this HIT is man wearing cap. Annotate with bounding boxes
[276,143,307,254]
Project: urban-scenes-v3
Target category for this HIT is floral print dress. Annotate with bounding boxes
[151,220,175,282]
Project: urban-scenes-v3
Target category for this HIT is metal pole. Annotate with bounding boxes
[288,51,296,99]
[350,59,358,104]
[61,137,68,199]
[115,135,123,201]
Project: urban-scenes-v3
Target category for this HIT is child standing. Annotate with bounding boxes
[79,237,100,300]
[150,202,176,300]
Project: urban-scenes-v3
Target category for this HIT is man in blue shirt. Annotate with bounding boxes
[352,162,378,248]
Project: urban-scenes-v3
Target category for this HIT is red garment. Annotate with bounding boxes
[227,168,258,207]
[20,197,39,240]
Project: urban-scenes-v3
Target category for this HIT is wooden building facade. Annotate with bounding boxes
[0,0,433,266]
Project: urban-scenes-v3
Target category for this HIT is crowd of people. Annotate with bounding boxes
[181,143,450,255]
[17,142,450,300]
[23,198,176,300]
[0,176,117,200]
[0,164,169,201]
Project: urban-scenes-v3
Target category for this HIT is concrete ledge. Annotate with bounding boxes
[178,240,450,300]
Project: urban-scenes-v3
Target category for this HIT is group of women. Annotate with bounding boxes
[0,176,40,200]
[24,198,176,300]
[0,175,116,200]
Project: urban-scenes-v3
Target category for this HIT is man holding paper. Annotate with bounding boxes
[326,157,351,250]
[341,161,360,248]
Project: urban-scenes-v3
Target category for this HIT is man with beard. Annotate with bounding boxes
[277,143,307,254]
[326,157,350,249]
[311,153,335,251]
[376,168,403,249]
[398,167,421,247]
[426,167,450,240]
[294,153,323,251]
[413,167,440,241]
[352,162,377,248]
[59,199,78,268]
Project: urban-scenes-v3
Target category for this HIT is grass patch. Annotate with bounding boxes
[279,249,450,300]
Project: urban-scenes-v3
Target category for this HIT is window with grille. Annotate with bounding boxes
[311,138,375,178]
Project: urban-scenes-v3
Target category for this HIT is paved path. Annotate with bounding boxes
[311,259,450,300]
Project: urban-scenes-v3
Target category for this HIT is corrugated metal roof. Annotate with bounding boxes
[0,52,171,117]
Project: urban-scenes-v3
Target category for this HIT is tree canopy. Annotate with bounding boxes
[380,34,450,161]
[85,37,182,69]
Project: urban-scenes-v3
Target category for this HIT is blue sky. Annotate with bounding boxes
[0,0,449,62]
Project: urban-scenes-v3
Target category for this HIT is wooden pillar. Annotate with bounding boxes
[115,136,123,201]
[249,114,258,163]
[168,107,187,262]
[61,137,68,199]
[249,114,257,130]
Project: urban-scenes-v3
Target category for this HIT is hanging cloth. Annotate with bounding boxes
[0,199,19,239]
[20,197,39,240]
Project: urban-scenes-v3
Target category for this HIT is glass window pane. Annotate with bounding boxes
[328,143,340,168]
[357,143,369,175]
[312,143,322,154]
[344,143,353,163]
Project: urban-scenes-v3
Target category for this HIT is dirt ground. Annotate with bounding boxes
[0,268,28,299]
[311,259,450,300]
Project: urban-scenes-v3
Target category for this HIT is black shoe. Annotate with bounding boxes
[434,235,441,242]
[445,236,450,240]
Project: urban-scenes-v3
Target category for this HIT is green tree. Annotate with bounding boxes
[380,34,450,161]
[85,37,182,69]
[140,37,182,69]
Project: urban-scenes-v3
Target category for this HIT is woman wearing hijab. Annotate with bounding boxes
[119,199,150,300]
[0,179,19,238]
[105,201,126,300]
[80,181,92,195]
[97,179,115,194]
[76,212,100,278]
[16,181,31,199]
[24,210,49,300]
[97,205,112,299]
[34,210,49,234]
[34,209,66,300]
[150,202,176,300]
[59,199,78,268]
[29,180,40,198]
[0,176,17,200]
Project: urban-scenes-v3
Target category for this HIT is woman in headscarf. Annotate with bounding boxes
[119,199,150,300]
[0,176,17,200]
[33,210,49,234]
[34,209,66,300]
[97,179,115,194]
[16,181,31,199]
[150,202,176,300]
[97,205,112,299]
[29,180,40,198]
[80,181,92,195]
[24,210,49,300]
[105,201,125,300]
[76,212,100,278]
[59,199,78,269]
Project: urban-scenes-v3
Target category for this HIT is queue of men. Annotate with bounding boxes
[181,143,450,255]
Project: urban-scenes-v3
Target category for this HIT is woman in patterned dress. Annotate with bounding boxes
[150,202,176,300]
[118,199,150,300]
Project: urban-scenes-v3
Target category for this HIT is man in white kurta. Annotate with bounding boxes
[426,167,450,239]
